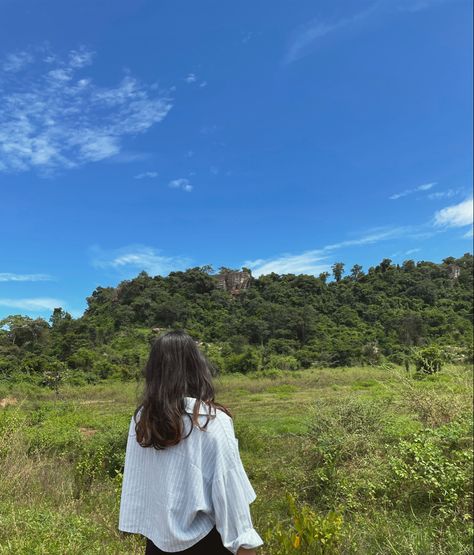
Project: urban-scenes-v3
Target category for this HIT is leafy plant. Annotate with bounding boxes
[263,492,344,554]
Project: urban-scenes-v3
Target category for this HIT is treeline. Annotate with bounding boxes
[0,254,472,385]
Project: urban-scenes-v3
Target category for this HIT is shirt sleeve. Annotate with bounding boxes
[211,421,264,554]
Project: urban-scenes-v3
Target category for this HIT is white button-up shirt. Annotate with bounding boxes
[118,397,264,554]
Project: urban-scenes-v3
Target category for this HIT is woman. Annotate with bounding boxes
[119,330,264,555]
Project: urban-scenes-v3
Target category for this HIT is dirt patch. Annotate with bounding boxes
[0,397,17,409]
[79,427,98,438]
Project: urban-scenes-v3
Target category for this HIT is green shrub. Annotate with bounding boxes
[303,398,390,509]
[73,426,128,497]
[413,345,444,375]
[267,354,299,371]
[388,417,473,519]
[233,421,265,453]
[263,492,344,554]
[224,349,260,374]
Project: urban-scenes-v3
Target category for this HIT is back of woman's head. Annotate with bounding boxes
[134,329,231,449]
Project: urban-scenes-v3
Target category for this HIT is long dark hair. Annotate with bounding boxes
[134,330,232,450]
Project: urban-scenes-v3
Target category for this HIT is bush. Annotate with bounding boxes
[388,417,473,519]
[224,349,260,374]
[302,398,390,509]
[73,426,128,498]
[413,345,444,375]
[263,492,344,554]
[266,354,299,371]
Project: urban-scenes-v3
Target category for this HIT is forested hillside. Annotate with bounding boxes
[1,253,472,385]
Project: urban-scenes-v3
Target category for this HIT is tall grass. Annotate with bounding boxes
[0,364,472,554]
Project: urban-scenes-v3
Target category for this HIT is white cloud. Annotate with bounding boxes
[396,0,454,13]
[245,251,331,277]
[433,198,473,229]
[134,171,158,179]
[284,4,379,64]
[284,1,454,64]
[245,225,414,277]
[0,46,172,175]
[2,51,34,72]
[390,182,437,200]
[323,225,412,250]
[245,194,470,278]
[0,273,53,282]
[168,178,193,192]
[427,188,464,200]
[68,47,94,68]
[462,227,473,239]
[90,245,192,276]
[185,73,197,83]
[0,297,65,311]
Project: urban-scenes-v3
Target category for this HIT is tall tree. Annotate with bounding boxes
[332,262,345,282]
[350,264,363,280]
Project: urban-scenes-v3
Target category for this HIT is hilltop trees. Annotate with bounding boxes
[0,253,472,381]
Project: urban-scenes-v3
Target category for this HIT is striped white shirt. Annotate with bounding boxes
[118,396,264,554]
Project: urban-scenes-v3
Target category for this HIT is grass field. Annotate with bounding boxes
[0,364,472,554]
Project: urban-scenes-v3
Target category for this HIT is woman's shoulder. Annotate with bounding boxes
[213,405,234,427]
[208,407,237,445]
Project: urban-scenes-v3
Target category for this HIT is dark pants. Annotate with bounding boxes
[145,526,230,554]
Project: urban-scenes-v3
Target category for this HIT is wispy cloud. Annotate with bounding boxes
[433,197,474,229]
[427,188,462,200]
[284,0,455,64]
[245,252,331,277]
[245,224,415,276]
[0,46,172,175]
[185,73,197,83]
[389,182,437,200]
[323,225,412,250]
[245,192,473,277]
[89,245,192,276]
[390,247,421,258]
[168,178,193,192]
[395,0,455,13]
[134,171,158,179]
[2,50,34,72]
[0,272,53,282]
[0,297,65,311]
[284,3,380,64]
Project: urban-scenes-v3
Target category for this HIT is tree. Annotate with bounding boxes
[331,262,345,283]
[402,259,416,271]
[319,272,330,284]
[0,315,49,350]
[397,313,426,346]
[379,258,393,273]
[350,264,363,280]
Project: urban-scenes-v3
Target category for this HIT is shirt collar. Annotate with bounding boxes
[183,396,215,416]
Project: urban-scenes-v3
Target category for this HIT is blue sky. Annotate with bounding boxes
[0,0,472,320]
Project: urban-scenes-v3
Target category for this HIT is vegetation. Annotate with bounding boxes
[0,364,472,554]
[0,254,472,387]
[0,253,472,552]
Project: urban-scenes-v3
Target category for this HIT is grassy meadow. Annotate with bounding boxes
[0,364,472,554]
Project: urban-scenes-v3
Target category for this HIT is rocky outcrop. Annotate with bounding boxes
[216,270,251,295]
[447,264,461,279]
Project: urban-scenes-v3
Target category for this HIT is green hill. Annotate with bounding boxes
[1,253,472,385]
